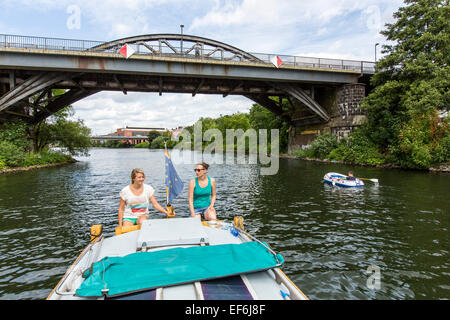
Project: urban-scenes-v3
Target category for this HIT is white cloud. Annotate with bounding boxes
[190,0,403,57]
[72,91,252,135]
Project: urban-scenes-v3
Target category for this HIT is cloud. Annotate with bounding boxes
[72,91,252,135]
[190,0,403,58]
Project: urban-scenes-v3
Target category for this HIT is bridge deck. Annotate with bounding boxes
[0,47,362,85]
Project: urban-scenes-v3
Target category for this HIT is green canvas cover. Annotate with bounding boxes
[76,241,284,297]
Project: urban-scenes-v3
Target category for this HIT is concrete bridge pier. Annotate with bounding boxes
[287,83,367,153]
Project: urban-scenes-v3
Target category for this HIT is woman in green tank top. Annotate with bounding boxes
[188,162,216,221]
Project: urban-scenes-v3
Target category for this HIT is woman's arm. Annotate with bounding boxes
[188,179,195,217]
[209,178,216,209]
[149,195,170,217]
[118,198,125,227]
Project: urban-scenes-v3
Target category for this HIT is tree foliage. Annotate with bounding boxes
[360,0,449,168]
[178,106,289,152]
[23,89,92,156]
[0,89,92,168]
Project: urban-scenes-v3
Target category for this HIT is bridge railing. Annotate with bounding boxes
[0,34,375,74]
[0,34,104,52]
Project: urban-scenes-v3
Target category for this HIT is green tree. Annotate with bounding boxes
[151,135,166,149]
[29,90,92,156]
[30,107,91,156]
[361,0,449,168]
[147,130,162,144]
[248,103,290,152]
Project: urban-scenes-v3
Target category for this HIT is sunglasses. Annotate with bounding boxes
[194,168,205,172]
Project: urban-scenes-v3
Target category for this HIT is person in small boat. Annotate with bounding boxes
[188,162,216,221]
[118,168,173,228]
[346,171,356,181]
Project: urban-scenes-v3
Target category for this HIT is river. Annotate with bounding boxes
[0,148,448,300]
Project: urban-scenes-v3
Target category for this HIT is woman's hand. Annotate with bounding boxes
[165,209,175,218]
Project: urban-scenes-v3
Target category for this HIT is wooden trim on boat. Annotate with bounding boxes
[275,268,309,300]
[115,225,141,235]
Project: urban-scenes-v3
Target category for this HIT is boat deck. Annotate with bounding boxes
[49,217,307,300]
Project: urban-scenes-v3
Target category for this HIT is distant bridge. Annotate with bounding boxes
[0,33,375,129]
[90,135,148,140]
[90,135,148,145]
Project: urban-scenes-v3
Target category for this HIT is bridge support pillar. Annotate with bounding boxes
[287,83,366,154]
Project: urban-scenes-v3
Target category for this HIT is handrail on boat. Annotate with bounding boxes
[227,221,283,267]
[52,235,104,297]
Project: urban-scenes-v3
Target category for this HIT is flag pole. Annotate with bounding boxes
[164,141,175,218]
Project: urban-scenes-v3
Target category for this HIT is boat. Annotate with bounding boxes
[323,172,364,187]
[47,216,308,300]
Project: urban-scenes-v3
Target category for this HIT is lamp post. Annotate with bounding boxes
[180,24,184,55]
[375,42,379,62]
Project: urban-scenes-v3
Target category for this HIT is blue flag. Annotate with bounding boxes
[165,147,184,204]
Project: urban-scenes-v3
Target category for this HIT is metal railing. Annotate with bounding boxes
[0,34,375,74]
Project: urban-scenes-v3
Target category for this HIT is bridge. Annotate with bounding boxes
[90,135,149,145]
[0,33,375,150]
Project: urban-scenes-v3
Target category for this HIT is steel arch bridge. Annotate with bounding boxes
[0,33,373,126]
[89,34,264,64]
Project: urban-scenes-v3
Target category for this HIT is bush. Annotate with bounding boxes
[0,157,6,169]
[22,152,44,166]
[150,136,165,149]
[0,121,31,151]
[327,144,348,161]
[39,150,72,164]
[19,150,72,167]
[337,130,386,165]
[134,142,149,148]
[292,148,314,159]
[304,133,338,159]
[0,141,26,167]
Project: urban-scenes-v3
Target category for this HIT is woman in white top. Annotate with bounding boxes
[118,168,173,227]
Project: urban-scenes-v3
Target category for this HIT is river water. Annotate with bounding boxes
[0,148,448,300]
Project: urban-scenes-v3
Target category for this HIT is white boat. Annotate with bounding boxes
[323,172,364,187]
[47,217,308,300]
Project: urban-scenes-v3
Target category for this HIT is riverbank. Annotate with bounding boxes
[280,153,450,173]
[2,151,447,175]
[0,158,77,175]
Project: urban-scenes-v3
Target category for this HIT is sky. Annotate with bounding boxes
[0,0,405,135]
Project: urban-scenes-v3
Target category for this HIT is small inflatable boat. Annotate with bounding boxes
[323,172,364,187]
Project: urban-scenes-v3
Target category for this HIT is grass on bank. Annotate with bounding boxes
[0,141,73,170]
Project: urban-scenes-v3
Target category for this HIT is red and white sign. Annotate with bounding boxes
[270,55,283,68]
[119,44,136,59]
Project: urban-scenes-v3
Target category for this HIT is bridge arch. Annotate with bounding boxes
[89,34,263,64]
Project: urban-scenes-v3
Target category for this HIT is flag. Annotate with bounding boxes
[270,55,283,68]
[119,43,135,59]
[164,147,184,204]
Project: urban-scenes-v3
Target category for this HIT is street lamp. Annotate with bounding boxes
[180,24,184,55]
[375,43,379,62]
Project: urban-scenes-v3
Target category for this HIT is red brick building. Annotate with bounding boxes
[109,126,167,145]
